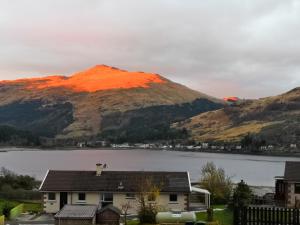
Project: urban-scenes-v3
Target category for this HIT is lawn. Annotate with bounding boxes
[196,206,233,225]
[127,219,140,225]
[22,201,42,213]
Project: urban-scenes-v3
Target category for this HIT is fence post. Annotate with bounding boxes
[234,207,240,225]
[242,207,248,225]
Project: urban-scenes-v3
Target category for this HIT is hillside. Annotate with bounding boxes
[173,87,300,145]
[0,65,222,142]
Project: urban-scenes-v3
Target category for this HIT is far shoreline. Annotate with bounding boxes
[1,145,300,158]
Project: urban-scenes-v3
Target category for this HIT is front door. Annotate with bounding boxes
[60,192,68,209]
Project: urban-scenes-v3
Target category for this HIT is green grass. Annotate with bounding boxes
[127,220,140,225]
[196,206,233,225]
[0,200,18,215]
[0,199,42,216]
[23,202,42,213]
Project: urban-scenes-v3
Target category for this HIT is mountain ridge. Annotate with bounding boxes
[0,65,223,141]
[173,87,300,145]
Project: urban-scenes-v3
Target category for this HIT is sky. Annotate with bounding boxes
[1,0,300,99]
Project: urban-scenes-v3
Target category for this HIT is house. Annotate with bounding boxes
[275,161,300,208]
[39,164,209,214]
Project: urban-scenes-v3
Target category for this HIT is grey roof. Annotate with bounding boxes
[40,170,190,193]
[284,161,300,181]
[55,205,98,219]
[98,205,121,215]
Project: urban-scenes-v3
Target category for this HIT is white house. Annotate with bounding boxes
[39,164,210,214]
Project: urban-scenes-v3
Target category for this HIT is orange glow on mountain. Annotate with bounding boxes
[223,96,239,102]
[0,65,165,92]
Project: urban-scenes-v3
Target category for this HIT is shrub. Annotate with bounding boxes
[200,162,233,204]
[138,205,157,224]
[1,202,14,218]
[230,180,252,208]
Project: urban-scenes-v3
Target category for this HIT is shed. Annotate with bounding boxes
[97,205,121,225]
[54,204,97,225]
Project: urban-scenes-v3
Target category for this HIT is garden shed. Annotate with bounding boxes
[54,204,97,225]
[96,205,121,225]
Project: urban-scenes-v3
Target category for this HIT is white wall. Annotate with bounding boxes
[43,192,189,214]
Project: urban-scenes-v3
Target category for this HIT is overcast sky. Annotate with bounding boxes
[1,0,300,98]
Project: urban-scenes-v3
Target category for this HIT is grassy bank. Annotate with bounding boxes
[0,199,42,216]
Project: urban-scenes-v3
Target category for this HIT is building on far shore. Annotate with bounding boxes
[275,161,300,208]
[39,164,210,214]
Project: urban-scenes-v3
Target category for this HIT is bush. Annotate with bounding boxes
[230,180,252,208]
[200,162,233,204]
[0,168,40,191]
[138,205,157,224]
[1,202,14,218]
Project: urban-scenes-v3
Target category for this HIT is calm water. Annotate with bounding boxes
[0,148,299,186]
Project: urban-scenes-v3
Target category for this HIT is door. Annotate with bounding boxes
[60,192,68,209]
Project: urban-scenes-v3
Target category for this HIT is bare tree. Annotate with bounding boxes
[121,201,132,225]
[136,176,162,224]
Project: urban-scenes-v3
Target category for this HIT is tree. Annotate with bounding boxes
[121,201,132,225]
[136,177,162,224]
[241,133,267,152]
[231,180,252,208]
[200,162,233,204]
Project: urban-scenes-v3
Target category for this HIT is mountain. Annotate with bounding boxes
[173,87,300,145]
[0,65,222,142]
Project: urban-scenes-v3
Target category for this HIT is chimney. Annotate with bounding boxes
[96,163,107,176]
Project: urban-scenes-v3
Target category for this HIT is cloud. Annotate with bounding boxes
[0,0,299,98]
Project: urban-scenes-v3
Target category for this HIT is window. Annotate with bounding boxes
[125,193,135,199]
[148,193,156,202]
[78,193,86,201]
[295,184,300,194]
[48,193,56,201]
[169,194,178,202]
[101,193,113,207]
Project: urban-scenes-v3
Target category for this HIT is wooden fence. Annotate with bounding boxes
[234,207,300,225]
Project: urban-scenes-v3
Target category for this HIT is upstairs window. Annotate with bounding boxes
[169,194,178,202]
[295,184,300,194]
[78,193,86,201]
[48,193,56,201]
